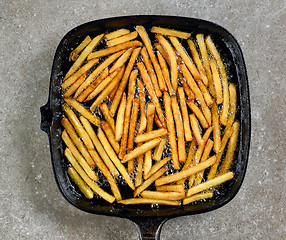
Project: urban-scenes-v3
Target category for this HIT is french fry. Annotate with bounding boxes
[196,34,214,94]
[151,26,191,39]
[135,142,144,187]
[77,68,109,102]
[180,139,197,174]
[212,102,221,153]
[153,115,162,130]
[137,62,165,126]
[63,73,86,99]
[183,191,213,205]
[187,172,234,197]
[163,92,180,170]
[110,48,133,73]
[140,47,162,97]
[156,34,178,92]
[219,122,240,175]
[137,79,147,134]
[64,34,104,80]
[136,25,166,92]
[153,138,167,161]
[61,118,95,167]
[63,104,95,150]
[64,148,115,203]
[62,59,99,90]
[156,184,185,193]
[87,40,142,60]
[67,167,94,199]
[105,28,130,40]
[109,47,141,116]
[179,64,208,110]
[209,58,223,104]
[64,98,100,126]
[141,190,185,201]
[107,31,138,47]
[205,35,230,125]
[144,103,155,176]
[144,157,171,179]
[109,80,120,100]
[115,92,126,141]
[171,95,186,162]
[62,131,97,179]
[100,103,116,132]
[118,198,180,206]
[178,87,192,141]
[134,166,168,196]
[69,36,91,61]
[177,127,212,187]
[181,78,195,101]
[127,97,140,158]
[193,139,214,186]
[80,117,119,177]
[90,66,125,111]
[196,80,213,106]
[188,137,214,188]
[207,125,234,180]
[189,114,203,146]
[226,83,237,128]
[157,50,174,95]
[187,39,209,86]
[101,121,120,154]
[75,50,125,98]
[154,42,171,66]
[180,63,212,126]
[181,127,212,176]
[135,128,168,143]
[169,36,201,80]
[155,155,216,186]
[186,100,209,129]
[118,70,138,159]
[80,118,122,200]
[122,138,161,163]
[97,128,135,190]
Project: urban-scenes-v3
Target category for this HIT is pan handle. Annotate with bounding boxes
[40,101,52,134]
[130,217,169,240]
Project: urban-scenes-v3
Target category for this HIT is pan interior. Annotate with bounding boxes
[46,15,250,218]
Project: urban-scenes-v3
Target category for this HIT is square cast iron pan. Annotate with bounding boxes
[40,15,250,239]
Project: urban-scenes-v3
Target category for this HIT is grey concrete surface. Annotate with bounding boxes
[0,0,285,239]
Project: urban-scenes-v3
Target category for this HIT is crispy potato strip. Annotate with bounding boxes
[109,47,141,116]
[219,122,240,175]
[107,31,138,47]
[98,128,135,190]
[122,138,161,163]
[105,28,130,40]
[155,156,216,186]
[87,40,142,60]
[69,36,91,61]
[64,34,104,79]
[65,148,115,203]
[151,26,191,39]
[163,92,180,170]
[67,167,94,199]
[115,92,126,141]
[187,172,234,197]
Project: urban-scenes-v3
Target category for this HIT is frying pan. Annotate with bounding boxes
[40,15,250,239]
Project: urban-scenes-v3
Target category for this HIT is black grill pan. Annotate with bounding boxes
[40,15,250,239]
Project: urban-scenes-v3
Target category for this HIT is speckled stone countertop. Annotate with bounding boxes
[1,1,285,239]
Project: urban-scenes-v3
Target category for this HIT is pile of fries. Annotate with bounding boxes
[61,26,239,206]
